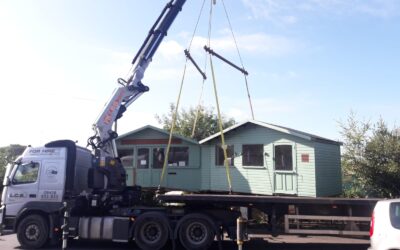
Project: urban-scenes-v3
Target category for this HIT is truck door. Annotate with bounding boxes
[38,160,66,203]
[5,161,41,216]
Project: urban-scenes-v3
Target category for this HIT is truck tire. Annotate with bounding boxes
[17,214,49,249]
[134,212,169,250]
[178,215,215,250]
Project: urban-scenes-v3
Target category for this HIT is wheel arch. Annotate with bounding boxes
[14,202,63,238]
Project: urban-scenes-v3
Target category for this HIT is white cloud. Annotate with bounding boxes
[223,94,318,122]
[355,0,399,18]
[101,29,297,87]
[241,0,300,24]
[242,0,400,23]
[189,33,297,57]
[158,40,185,59]
[227,108,249,122]
[146,66,185,82]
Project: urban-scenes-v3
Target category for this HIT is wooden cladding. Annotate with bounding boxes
[121,138,182,145]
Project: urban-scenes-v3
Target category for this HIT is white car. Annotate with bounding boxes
[369,199,400,250]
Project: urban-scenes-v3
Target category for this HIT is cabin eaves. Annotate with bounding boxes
[199,120,342,146]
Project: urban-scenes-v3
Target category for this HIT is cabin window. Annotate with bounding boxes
[242,144,264,166]
[167,147,189,167]
[137,148,149,168]
[153,147,165,169]
[274,145,293,171]
[118,149,134,167]
[215,145,234,166]
[12,162,39,185]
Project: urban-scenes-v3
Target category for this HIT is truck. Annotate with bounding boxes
[0,1,242,249]
[0,1,379,249]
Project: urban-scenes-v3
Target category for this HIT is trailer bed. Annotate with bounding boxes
[158,193,380,207]
[158,193,379,237]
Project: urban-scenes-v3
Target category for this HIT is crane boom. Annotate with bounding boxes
[88,0,186,159]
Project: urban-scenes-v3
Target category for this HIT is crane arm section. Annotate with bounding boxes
[88,0,186,157]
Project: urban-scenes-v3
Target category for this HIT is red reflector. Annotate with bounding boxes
[370,212,374,237]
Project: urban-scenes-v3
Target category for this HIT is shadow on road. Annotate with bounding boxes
[36,239,370,250]
[0,234,370,250]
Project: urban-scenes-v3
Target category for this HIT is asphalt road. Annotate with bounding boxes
[0,233,370,250]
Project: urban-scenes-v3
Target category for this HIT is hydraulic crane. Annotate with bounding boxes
[86,0,186,192]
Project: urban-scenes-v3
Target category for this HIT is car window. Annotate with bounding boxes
[390,202,400,229]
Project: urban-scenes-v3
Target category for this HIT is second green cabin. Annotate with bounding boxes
[116,120,342,197]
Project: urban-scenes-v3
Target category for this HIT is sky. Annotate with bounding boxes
[0,0,399,148]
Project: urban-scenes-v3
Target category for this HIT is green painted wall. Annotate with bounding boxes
[315,142,342,196]
[201,124,318,196]
[117,125,341,197]
[116,128,201,191]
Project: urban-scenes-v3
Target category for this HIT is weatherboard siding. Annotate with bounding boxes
[117,124,341,197]
[200,145,212,191]
[202,124,318,196]
[116,127,201,191]
[315,142,342,197]
[295,141,317,197]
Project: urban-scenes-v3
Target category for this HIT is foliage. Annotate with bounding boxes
[0,145,26,188]
[155,103,236,141]
[340,113,400,198]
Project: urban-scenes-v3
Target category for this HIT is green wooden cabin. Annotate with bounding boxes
[115,125,202,191]
[116,121,342,197]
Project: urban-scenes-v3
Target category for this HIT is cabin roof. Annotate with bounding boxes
[117,125,199,145]
[199,120,342,146]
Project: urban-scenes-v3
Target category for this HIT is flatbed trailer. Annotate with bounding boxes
[158,193,380,237]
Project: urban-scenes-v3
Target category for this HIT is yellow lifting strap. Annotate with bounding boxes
[158,62,188,189]
[158,0,208,190]
[159,0,234,194]
[209,55,233,193]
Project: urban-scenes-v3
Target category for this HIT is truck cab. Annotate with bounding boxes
[0,141,93,246]
[0,140,238,250]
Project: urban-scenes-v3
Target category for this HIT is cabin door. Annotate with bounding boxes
[273,144,297,195]
[135,147,152,187]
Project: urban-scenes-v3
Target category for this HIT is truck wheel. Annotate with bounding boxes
[134,212,169,250]
[179,216,215,250]
[17,214,49,249]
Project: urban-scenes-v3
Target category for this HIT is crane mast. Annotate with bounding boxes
[88,0,186,156]
[87,0,186,191]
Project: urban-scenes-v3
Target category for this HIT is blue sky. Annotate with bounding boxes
[0,0,399,147]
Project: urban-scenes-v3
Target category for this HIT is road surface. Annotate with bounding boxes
[0,233,370,250]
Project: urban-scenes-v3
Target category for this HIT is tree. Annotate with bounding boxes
[0,145,26,188]
[340,113,400,198]
[155,103,236,141]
